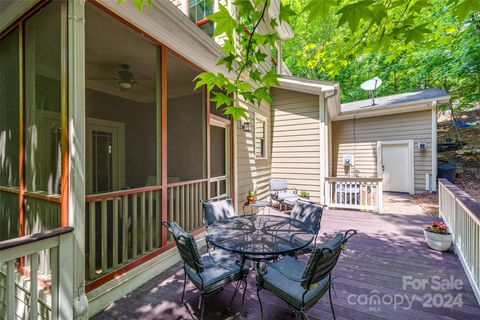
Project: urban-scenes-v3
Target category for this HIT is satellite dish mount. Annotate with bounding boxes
[360,77,382,106]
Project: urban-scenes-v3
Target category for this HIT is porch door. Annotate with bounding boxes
[86,121,125,194]
[379,141,413,193]
[210,117,230,198]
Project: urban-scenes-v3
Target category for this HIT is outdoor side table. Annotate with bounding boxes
[242,200,271,215]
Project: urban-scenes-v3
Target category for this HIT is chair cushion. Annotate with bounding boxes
[186,251,249,293]
[202,198,236,226]
[276,192,298,201]
[260,256,330,310]
[290,202,324,234]
[270,179,289,192]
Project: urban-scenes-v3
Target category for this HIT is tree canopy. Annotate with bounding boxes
[127,0,479,117]
[283,0,480,110]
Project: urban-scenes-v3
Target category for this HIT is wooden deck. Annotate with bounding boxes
[92,209,480,319]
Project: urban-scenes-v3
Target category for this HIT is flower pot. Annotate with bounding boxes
[424,229,452,251]
[247,196,255,204]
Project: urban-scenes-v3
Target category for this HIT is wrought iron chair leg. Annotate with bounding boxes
[199,294,205,320]
[241,279,248,308]
[329,284,336,320]
[256,287,264,320]
[180,270,187,306]
[300,311,310,320]
[228,280,242,309]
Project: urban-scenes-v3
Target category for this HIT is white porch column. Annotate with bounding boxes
[68,0,88,318]
[319,94,329,204]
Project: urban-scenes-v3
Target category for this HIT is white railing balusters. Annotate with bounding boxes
[0,227,74,320]
[325,177,383,212]
[439,178,480,303]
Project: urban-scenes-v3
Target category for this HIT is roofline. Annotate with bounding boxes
[332,94,451,121]
[276,76,338,96]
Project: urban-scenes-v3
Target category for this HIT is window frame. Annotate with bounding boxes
[254,112,268,160]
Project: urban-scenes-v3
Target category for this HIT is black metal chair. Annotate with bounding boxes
[201,198,236,251]
[269,179,298,210]
[201,197,236,226]
[163,221,249,319]
[256,230,357,320]
[290,201,325,238]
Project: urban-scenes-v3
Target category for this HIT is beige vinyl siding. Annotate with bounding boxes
[236,99,272,209]
[270,88,321,202]
[331,110,433,193]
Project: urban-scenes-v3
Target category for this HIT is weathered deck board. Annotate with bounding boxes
[93,209,480,319]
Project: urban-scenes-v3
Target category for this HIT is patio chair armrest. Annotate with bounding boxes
[288,188,297,194]
[260,260,306,283]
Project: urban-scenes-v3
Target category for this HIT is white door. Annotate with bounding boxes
[381,143,411,193]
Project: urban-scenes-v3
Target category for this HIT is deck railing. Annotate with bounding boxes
[0,227,74,320]
[167,179,208,237]
[85,176,229,282]
[325,177,383,212]
[438,178,480,302]
[85,187,162,281]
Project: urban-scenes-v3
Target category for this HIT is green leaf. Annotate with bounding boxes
[250,70,262,82]
[217,54,236,72]
[454,0,479,21]
[262,69,279,88]
[279,3,296,23]
[370,2,388,25]
[337,1,374,32]
[303,0,336,22]
[233,0,255,18]
[194,73,227,91]
[209,4,237,39]
[210,92,233,108]
[255,51,268,63]
[224,106,248,121]
[253,87,272,104]
[270,18,279,28]
[404,24,431,44]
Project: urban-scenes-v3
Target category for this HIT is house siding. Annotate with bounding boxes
[331,110,433,193]
[270,88,321,202]
[236,99,272,210]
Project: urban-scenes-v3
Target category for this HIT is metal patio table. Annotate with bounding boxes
[206,214,315,314]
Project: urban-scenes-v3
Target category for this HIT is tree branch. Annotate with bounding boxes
[236,0,270,82]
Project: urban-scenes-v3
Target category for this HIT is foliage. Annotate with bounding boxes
[283,0,480,110]
[426,221,450,235]
[124,0,480,118]
[299,190,310,197]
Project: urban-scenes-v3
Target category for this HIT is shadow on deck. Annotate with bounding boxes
[92,209,480,320]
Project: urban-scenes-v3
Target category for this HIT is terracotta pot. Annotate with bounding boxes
[247,196,255,204]
[424,230,452,251]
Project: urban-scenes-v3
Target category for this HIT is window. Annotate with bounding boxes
[255,113,267,159]
[188,0,215,37]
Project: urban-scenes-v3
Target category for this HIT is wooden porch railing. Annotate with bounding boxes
[167,179,208,240]
[438,178,480,302]
[325,177,383,212]
[0,227,74,320]
[85,187,162,281]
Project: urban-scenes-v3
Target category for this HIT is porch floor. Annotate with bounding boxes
[92,209,480,320]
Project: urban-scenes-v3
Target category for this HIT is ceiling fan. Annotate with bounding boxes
[88,64,138,90]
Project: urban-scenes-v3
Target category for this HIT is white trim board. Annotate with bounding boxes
[376,140,415,195]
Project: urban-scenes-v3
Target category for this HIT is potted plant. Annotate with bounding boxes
[424,221,452,251]
[299,190,310,199]
[247,190,256,204]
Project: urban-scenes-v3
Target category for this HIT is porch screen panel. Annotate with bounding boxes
[24,2,63,195]
[167,52,206,182]
[0,29,20,240]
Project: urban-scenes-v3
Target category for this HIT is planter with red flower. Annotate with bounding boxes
[424,221,452,252]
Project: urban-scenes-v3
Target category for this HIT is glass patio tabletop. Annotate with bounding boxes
[206,215,315,257]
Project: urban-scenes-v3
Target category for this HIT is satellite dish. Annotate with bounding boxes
[361,77,382,105]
